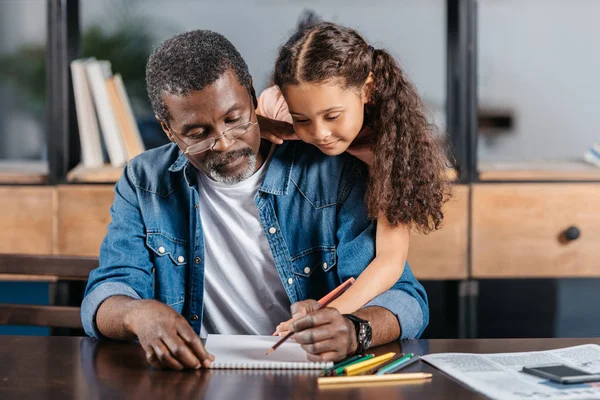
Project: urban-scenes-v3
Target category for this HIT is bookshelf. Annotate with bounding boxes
[478,161,600,182]
[66,164,123,183]
[0,161,48,185]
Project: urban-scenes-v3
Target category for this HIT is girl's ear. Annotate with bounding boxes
[362,72,375,105]
[157,115,175,143]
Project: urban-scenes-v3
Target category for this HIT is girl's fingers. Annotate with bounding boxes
[261,132,284,144]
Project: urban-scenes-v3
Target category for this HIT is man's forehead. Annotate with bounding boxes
[164,76,249,124]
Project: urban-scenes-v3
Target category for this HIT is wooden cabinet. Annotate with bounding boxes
[472,183,600,278]
[13,182,600,280]
[0,187,54,255]
[408,184,469,280]
[56,185,114,257]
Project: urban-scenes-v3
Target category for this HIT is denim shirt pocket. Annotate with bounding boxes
[146,232,188,309]
[290,247,337,299]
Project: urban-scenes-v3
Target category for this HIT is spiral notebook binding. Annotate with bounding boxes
[210,361,332,369]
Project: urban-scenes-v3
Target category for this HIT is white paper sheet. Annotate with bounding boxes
[423,344,600,399]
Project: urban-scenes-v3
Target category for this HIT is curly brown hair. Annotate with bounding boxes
[273,22,452,232]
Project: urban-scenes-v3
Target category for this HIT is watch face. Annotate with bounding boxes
[359,322,372,350]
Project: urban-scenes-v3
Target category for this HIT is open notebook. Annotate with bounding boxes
[204,334,334,370]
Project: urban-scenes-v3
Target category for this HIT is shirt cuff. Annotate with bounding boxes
[81,282,141,339]
[365,289,424,340]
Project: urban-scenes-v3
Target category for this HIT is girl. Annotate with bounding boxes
[259,22,452,333]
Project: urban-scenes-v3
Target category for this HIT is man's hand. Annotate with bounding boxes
[286,300,358,362]
[124,300,214,370]
[256,114,298,145]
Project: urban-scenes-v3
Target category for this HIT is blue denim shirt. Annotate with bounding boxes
[81,142,429,339]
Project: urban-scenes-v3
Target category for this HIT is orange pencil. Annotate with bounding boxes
[266,277,355,355]
[271,276,356,336]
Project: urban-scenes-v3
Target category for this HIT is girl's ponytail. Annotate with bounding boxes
[367,48,451,231]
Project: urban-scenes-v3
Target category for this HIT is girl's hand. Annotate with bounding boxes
[274,318,293,337]
[256,114,299,144]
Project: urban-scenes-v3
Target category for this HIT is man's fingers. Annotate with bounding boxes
[300,337,339,356]
[292,325,335,346]
[146,349,162,369]
[306,350,343,363]
[177,324,214,368]
[151,342,185,371]
[291,307,338,332]
[162,335,201,369]
[290,299,320,319]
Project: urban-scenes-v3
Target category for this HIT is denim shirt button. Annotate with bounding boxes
[191,315,199,321]
[268,227,277,234]
[287,278,293,285]
[177,256,185,263]
[322,262,328,270]
[304,267,311,274]
[158,246,166,254]
[195,257,201,264]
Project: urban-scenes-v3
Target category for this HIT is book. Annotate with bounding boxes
[106,74,145,160]
[204,334,334,370]
[85,60,128,167]
[70,59,104,168]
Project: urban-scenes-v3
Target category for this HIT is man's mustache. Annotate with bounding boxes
[204,148,254,170]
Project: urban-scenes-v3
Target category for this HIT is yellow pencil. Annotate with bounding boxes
[344,352,396,375]
[317,372,432,385]
[318,372,432,385]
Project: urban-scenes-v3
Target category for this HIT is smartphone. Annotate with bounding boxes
[522,364,600,384]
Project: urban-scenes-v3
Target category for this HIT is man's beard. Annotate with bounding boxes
[199,148,257,184]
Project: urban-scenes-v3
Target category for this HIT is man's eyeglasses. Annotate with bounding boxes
[170,120,258,155]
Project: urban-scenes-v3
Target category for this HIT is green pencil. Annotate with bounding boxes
[333,354,375,375]
[363,352,407,375]
[321,354,362,376]
[377,354,420,375]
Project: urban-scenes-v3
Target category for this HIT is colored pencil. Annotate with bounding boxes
[362,352,407,375]
[333,354,374,376]
[345,352,396,375]
[266,277,355,355]
[321,354,363,376]
[377,355,421,375]
[317,372,432,385]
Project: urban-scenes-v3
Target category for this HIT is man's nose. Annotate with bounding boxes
[211,134,235,152]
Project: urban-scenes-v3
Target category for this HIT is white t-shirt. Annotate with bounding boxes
[198,148,291,336]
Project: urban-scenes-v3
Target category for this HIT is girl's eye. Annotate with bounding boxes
[293,118,309,124]
[325,114,341,121]
[226,117,241,124]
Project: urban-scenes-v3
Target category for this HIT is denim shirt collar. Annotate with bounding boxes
[168,150,188,173]
[258,143,295,196]
[166,142,296,196]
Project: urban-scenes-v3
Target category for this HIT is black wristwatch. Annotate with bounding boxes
[343,314,372,354]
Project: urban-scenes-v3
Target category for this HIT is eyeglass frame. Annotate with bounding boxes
[166,107,259,155]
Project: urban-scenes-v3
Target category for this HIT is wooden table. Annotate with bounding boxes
[2,336,599,399]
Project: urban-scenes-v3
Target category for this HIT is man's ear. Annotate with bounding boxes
[250,77,258,109]
[157,115,175,143]
[362,72,375,105]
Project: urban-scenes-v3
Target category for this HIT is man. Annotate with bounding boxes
[81,30,428,370]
